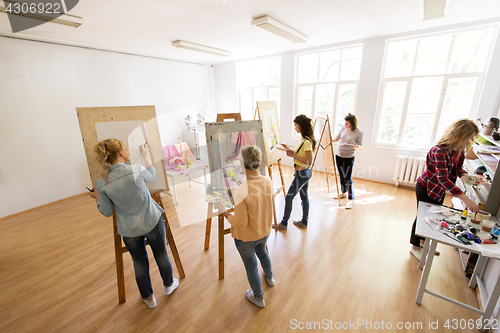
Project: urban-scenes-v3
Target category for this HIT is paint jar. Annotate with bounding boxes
[492,224,500,237]
[482,220,495,233]
[478,211,491,220]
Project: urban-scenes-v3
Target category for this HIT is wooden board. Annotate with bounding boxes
[256,101,283,167]
[76,105,168,192]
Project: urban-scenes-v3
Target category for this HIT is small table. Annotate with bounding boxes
[415,202,500,331]
[165,161,208,205]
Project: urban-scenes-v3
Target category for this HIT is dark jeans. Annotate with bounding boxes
[335,155,355,200]
[410,182,445,247]
[281,168,312,226]
[122,217,174,300]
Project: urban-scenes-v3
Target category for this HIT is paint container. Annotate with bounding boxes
[471,217,481,225]
[477,211,491,220]
[492,224,500,237]
[482,220,495,233]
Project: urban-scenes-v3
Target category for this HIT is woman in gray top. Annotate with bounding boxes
[89,138,179,309]
[332,114,364,209]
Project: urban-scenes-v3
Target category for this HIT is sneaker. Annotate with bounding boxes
[410,247,422,261]
[276,223,287,230]
[265,276,275,287]
[164,278,179,295]
[293,220,307,228]
[346,201,354,209]
[333,193,347,199]
[143,295,156,308]
[246,289,265,308]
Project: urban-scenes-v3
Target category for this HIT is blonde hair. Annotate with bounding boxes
[240,145,262,170]
[436,119,479,153]
[94,138,126,181]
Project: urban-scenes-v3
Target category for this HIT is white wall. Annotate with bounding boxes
[213,19,500,185]
[0,37,208,218]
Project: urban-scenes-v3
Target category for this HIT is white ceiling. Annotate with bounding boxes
[1,0,500,64]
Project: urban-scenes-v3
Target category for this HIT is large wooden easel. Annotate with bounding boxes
[311,115,341,206]
[254,102,286,230]
[76,105,185,303]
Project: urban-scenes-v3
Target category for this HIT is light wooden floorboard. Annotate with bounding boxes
[0,165,482,332]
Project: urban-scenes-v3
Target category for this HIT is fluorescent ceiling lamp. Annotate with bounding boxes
[421,0,450,20]
[0,0,84,27]
[251,15,308,43]
[172,40,231,57]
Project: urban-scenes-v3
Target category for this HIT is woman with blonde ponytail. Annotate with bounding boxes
[90,139,178,309]
[409,119,480,261]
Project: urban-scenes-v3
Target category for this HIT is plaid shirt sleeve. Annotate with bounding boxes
[431,148,463,197]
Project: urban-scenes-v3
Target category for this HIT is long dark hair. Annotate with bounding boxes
[294,114,316,151]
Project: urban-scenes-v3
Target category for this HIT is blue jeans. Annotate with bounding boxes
[234,234,273,300]
[122,217,174,300]
[335,155,355,200]
[281,168,312,226]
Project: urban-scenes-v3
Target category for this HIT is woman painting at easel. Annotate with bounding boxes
[277,114,316,229]
[89,138,178,309]
[409,119,480,261]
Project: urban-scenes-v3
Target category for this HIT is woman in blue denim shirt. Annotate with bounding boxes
[89,138,178,309]
[278,115,316,229]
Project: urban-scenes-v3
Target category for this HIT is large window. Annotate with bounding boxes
[374,26,496,149]
[295,46,363,136]
[237,57,281,120]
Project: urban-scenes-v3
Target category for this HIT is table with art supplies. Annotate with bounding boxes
[415,202,500,331]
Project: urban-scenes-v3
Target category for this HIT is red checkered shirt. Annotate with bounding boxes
[416,145,465,202]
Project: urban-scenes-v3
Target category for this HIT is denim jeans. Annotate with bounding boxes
[410,182,445,247]
[122,217,174,300]
[281,168,312,226]
[335,155,355,200]
[234,234,273,300]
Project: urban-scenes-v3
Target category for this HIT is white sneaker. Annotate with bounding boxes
[143,295,156,308]
[410,247,422,261]
[333,193,347,199]
[346,201,354,209]
[164,278,179,295]
[246,289,265,308]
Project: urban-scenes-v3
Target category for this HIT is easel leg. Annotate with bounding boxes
[153,193,185,279]
[218,214,224,280]
[205,203,213,250]
[277,159,286,199]
[325,170,330,193]
[113,213,126,304]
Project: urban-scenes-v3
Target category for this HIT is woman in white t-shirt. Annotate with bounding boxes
[332,113,364,209]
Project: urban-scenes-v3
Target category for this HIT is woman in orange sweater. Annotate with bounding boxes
[218,145,274,308]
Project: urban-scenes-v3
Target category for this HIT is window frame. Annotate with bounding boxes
[294,45,363,138]
[373,25,498,150]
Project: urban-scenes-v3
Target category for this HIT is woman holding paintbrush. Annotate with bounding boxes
[89,139,178,308]
[332,113,364,209]
[409,119,480,261]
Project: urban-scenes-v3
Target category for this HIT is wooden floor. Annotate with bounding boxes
[0,166,483,333]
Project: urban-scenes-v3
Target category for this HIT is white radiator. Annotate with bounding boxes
[393,155,426,186]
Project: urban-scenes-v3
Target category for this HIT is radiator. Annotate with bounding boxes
[393,155,426,186]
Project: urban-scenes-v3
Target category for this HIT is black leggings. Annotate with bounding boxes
[409,182,444,247]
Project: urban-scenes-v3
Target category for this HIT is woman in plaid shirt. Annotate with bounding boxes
[410,119,480,261]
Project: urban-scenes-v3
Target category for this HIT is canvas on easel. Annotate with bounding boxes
[76,105,185,304]
[203,114,266,279]
[312,115,341,205]
[255,101,286,230]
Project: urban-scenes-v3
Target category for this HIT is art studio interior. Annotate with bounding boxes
[2,0,500,332]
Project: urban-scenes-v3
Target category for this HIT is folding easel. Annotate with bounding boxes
[311,115,341,206]
[76,105,185,303]
[204,113,242,279]
[254,103,286,231]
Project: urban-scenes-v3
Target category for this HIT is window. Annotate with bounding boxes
[374,26,496,149]
[237,57,281,120]
[295,46,363,136]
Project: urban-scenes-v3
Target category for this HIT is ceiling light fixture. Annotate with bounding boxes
[171,40,231,57]
[251,15,308,43]
[0,0,84,27]
[421,0,450,20]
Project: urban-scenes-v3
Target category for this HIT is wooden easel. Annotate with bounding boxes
[113,191,185,303]
[254,104,287,231]
[76,105,185,303]
[311,115,341,206]
[204,113,242,279]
